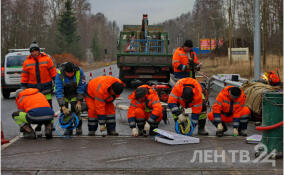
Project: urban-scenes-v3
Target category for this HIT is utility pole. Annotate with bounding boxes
[262,0,267,68]
[228,0,232,64]
[254,0,261,80]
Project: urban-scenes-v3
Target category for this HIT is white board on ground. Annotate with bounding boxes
[153,129,200,145]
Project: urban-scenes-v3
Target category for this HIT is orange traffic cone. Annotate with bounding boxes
[1,129,9,145]
[109,66,112,76]
[103,68,106,76]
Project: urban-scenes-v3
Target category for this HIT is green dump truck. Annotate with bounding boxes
[117,14,172,86]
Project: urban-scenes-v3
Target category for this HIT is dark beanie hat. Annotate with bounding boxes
[183,40,193,48]
[63,62,76,72]
[182,87,194,101]
[229,87,241,98]
[135,87,147,100]
[111,82,124,95]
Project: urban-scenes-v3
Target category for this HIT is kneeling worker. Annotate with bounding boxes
[208,86,250,137]
[168,77,208,135]
[12,88,54,139]
[128,85,164,136]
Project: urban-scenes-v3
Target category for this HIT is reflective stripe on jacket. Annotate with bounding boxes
[55,68,86,106]
[86,76,125,115]
[168,78,203,114]
[172,47,198,73]
[127,85,163,122]
[21,53,57,91]
[16,88,53,114]
[212,86,247,118]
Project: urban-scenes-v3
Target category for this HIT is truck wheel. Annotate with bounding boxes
[2,89,10,99]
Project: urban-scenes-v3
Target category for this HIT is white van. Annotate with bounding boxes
[1,49,30,98]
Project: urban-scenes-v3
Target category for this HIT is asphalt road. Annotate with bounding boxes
[2,64,282,174]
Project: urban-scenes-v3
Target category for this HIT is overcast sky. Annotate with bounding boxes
[89,0,195,29]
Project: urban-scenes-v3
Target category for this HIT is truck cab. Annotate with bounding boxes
[117,14,172,86]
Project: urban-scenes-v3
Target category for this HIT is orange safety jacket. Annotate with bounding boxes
[168,78,203,123]
[86,76,125,116]
[21,53,57,92]
[268,71,280,86]
[212,86,249,128]
[16,88,51,113]
[172,47,199,73]
[127,85,163,128]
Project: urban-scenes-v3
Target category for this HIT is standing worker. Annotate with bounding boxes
[21,42,57,134]
[21,42,57,106]
[208,86,251,137]
[172,40,200,80]
[168,77,208,135]
[85,76,125,136]
[12,88,54,139]
[55,62,86,136]
[127,85,164,137]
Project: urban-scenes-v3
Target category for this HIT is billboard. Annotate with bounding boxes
[200,38,223,50]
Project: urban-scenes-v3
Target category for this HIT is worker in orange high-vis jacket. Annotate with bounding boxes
[208,86,251,137]
[127,85,164,137]
[21,42,57,107]
[172,40,200,80]
[12,88,55,139]
[168,77,208,135]
[21,42,57,134]
[85,76,125,136]
[267,71,281,86]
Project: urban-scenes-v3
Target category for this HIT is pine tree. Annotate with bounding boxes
[56,0,83,59]
[91,35,101,61]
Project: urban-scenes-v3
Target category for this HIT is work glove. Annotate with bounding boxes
[178,113,187,123]
[233,128,239,136]
[132,128,139,137]
[61,106,70,116]
[217,123,223,132]
[100,124,107,132]
[75,101,82,112]
[144,122,150,131]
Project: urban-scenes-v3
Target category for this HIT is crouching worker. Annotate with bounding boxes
[55,62,86,136]
[85,76,125,136]
[208,86,250,137]
[168,77,207,135]
[12,88,54,139]
[128,85,164,137]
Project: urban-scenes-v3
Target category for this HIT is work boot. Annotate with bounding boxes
[35,124,42,137]
[138,129,147,137]
[149,126,158,136]
[76,120,82,136]
[107,131,119,136]
[64,129,73,136]
[21,124,36,139]
[88,131,96,136]
[239,130,247,136]
[215,123,227,137]
[198,119,208,135]
[44,123,53,139]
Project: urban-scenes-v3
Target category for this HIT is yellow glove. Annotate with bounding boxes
[178,114,187,122]
[217,123,223,132]
[100,124,107,132]
[144,122,150,131]
[75,101,82,112]
[132,128,139,137]
[233,128,239,136]
[61,106,70,116]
